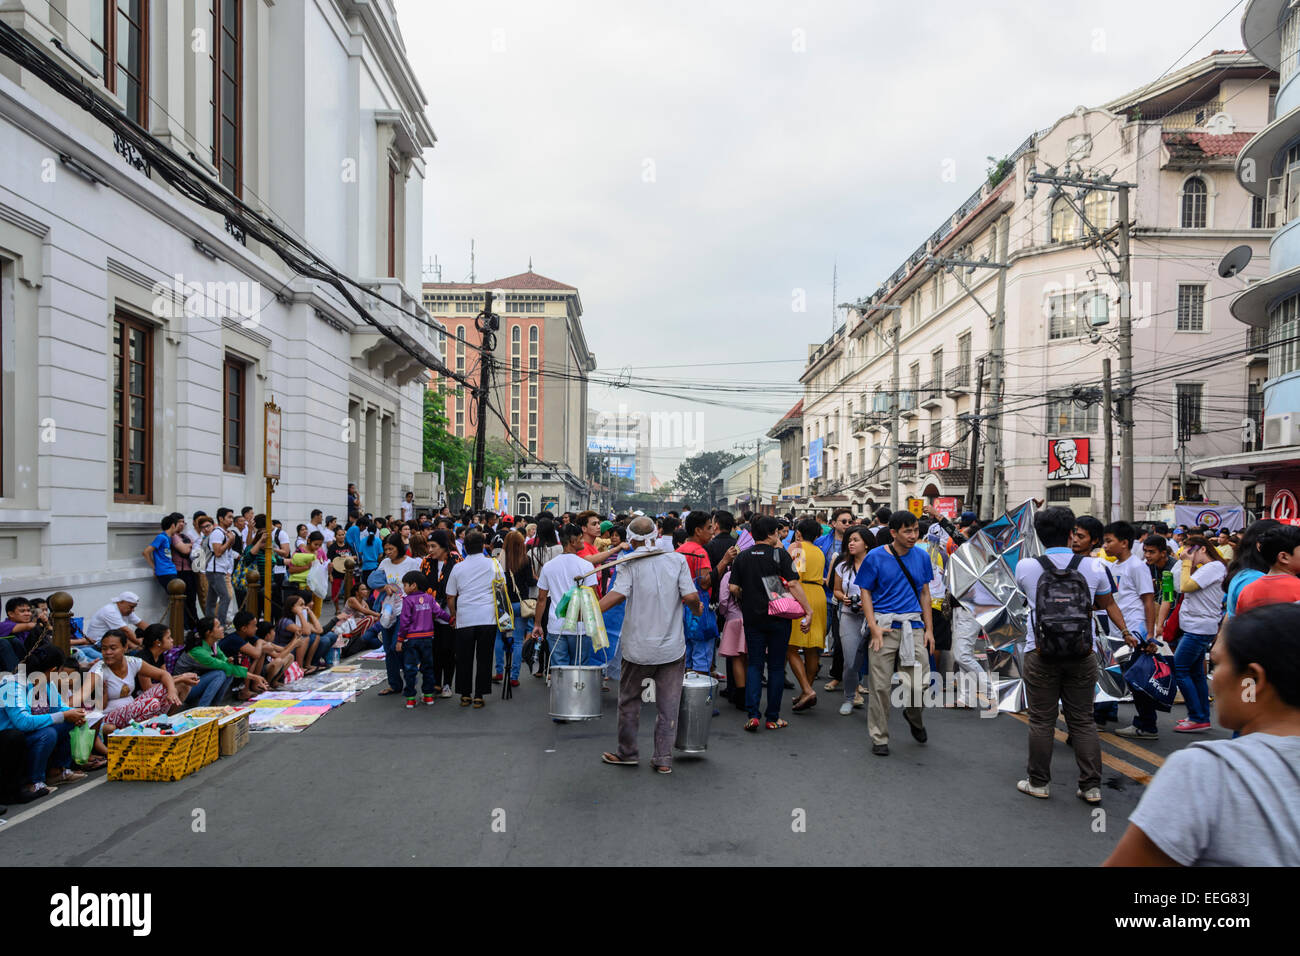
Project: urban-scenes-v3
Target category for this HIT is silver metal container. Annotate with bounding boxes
[674,673,718,753]
[548,665,604,720]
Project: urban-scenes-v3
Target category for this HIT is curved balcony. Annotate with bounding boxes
[1231,262,1300,327]
[1242,0,1287,71]
[1236,102,1300,197]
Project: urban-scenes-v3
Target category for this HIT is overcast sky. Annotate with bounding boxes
[396,0,1245,488]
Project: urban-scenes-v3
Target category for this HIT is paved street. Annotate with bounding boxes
[1,663,1227,866]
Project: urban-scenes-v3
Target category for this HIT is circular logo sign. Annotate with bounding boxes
[1271,489,1298,521]
[1196,509,1221,528]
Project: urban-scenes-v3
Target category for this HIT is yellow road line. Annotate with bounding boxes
[1098,731,1165,769]
[1008,713,1154,786]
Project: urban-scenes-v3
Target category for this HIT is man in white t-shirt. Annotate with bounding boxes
[85,592,148,649]
[400,493,415,522]
[201,508,237,628]
[306,509,327,541]
[597,516,700,772]
[1014,507,1129,805]
[1103,520,1162,739]
[530,524,600,669]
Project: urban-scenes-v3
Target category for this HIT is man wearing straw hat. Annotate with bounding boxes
[597,517,702,774]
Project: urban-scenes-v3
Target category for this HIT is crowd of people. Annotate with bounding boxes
[1,493,1296,865]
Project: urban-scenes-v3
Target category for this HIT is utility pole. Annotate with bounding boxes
[981,215,1009,517]
[889,309,901,512]
[1103,357,1113,522]
[966,356,984,512]
[1117,184,1135,521]
[471,291,497,512]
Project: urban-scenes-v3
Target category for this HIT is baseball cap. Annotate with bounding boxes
[114,591,140,604]
[600,520,613,533]
[959,511,977,526]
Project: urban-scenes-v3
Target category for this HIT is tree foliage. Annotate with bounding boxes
[422,387,515,504]
[673,450,741,505]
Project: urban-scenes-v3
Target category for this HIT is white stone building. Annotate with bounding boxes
[799,52,1276,521]
[0,0,438,621]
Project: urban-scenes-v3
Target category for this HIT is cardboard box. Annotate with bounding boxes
[217,711,250,756]
[186,706,253,757]
[107,718,218,782]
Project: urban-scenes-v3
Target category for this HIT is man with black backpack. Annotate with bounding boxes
[1014,507,1130,805]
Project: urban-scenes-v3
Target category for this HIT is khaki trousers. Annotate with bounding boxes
[866,625,926,745]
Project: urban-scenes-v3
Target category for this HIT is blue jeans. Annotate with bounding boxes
[1174,631,1214,724]
[312,630,338,666]
[685,638,713,672]
[25,721,72,784]
[73,645,103,665]
[186,669,233,707]
[548,632,581,668]
[744,617,790,721]
[402,639,437,697]
[381,622,402,691]
[495,603,526,679]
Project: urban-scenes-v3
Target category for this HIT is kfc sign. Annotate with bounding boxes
[1047,437,1090,480]
[927,450,950,471]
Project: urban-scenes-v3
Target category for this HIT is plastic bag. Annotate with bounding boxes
[307,559,329,599]
[70,722,95,765]
[555,586,576,618]
[379,597,401,629]
[577,585,608,651]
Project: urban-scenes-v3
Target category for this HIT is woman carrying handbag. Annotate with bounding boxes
[493,530,535,687]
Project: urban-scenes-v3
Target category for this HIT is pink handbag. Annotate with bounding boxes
[767,595,805,620]
[762,574,804,619]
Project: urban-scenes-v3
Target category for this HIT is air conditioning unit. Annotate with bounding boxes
[1263,412,1300,449]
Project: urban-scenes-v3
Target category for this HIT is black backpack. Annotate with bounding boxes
[1033,554,1093,658]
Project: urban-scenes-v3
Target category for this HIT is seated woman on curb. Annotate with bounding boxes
[88,629,184,738]
[276,594,336,674]
[177,616,268,707]
[0,643,86,798]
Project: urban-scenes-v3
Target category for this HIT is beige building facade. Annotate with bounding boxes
[799,53,1276,521]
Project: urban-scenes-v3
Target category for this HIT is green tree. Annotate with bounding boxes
[422,387,517,507]
[673,450,741,505]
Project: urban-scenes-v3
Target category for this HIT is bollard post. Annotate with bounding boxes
[168,577,187,642]
[244,567,262,618]
[49,591,73,657]
[343,557,356,604]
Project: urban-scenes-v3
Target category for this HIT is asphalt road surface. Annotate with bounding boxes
[1,663,1227,866]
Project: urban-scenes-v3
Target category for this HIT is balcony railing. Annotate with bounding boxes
[945,365,972,394]
[852,411,886,434]
[825,431,839,449]
[900,390,917,414]
[920,379,943,407]
[1245,392,1265,453]
[1161,100,1225,130]
[1248,326,1269,356]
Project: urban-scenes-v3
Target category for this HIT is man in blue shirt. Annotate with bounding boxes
[856,510,934,756]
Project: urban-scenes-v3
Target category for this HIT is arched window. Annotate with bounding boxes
[516,493,532,514]
[1181,177,1207,228]
[1050,197,1078,242]
[1083,190,1110,230]
[511,325,520,343]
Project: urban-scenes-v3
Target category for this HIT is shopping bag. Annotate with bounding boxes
[762,575,804,620]
[307,560,330,599]
[1124,648,1176,711]
[70,722,95,765]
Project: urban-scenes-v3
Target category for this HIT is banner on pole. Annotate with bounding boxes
[1173,504,1244,531]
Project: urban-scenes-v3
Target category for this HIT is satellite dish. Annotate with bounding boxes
[1218,245,1253,278]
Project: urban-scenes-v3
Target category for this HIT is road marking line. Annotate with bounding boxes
[1098,732,1165,769]
[1008,713,1153,786]
[0,775,107,833]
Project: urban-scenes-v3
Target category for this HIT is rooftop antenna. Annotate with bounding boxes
[529,256,533,272]
[470,238,476,283]
[832,259,838,333]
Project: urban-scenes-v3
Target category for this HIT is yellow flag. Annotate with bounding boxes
[463,463,473,509]
[494,477,500,510]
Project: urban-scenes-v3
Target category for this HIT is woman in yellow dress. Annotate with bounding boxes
[788,517,827,711]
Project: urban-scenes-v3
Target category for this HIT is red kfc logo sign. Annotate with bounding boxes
[927,451,950,471]
[1047,437,1090,480]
